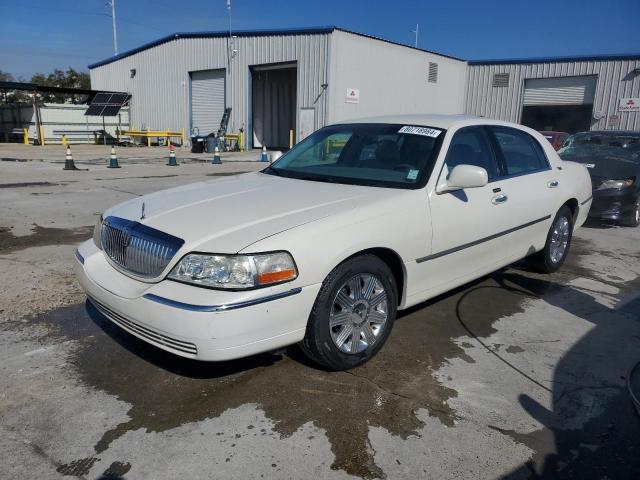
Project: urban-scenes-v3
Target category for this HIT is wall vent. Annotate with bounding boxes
[492,73,510,87]
[428,62,438,83]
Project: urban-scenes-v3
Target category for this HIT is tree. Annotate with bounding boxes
[0,70,30,103]
[30,68,91,104]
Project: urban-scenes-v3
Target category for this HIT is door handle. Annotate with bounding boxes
[547,180,559,188]
[492,193,508,205]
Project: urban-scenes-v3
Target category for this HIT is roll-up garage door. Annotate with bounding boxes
[523,76,597,106]
[191,69,225,136]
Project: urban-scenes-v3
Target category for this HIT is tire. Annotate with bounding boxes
[529,205,574,273]
[300,254,398,371]
[621,201,640,227]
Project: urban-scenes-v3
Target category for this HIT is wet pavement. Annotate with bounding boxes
[1,159,639,479]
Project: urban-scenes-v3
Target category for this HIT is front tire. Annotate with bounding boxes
[300,254,398,371]
[529,205,574,273]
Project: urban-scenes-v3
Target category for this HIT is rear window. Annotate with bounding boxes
[491,127,549,175]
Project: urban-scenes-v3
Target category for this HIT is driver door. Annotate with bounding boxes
[416,126,514,296]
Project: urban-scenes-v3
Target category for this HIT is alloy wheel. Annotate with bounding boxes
[550,216,570,263]
[329,274,388,354]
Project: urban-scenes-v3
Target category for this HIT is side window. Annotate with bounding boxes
[491,127,549,176]
[444,127,498,180]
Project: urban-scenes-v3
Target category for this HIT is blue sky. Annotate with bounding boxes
[2,0,639,78]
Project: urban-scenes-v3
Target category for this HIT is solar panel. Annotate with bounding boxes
[85,105,105,116]
[101,105,121,116]
[84,91,130,116]
[92,92,112,104]
[109,93,128,105]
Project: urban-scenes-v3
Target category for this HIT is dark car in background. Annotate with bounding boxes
[558,131,640,227]
[540,131,570,151]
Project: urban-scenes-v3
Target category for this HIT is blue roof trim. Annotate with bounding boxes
[88,25,464,69]
[469,53,640,65]
[88,26,337,69]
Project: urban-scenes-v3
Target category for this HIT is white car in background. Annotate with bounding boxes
[75,115,592,370]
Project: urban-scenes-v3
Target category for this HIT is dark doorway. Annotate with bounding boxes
[521,104,593,134]
[251,65,297,150]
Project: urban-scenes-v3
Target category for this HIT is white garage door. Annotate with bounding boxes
[191,69,225,135]
[523,76,597,106]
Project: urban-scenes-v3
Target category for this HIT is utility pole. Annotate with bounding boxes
[412,23,419,48]
[226,0,233,131]
[108,0,118,56]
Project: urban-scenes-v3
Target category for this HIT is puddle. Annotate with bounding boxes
[21,266,540,479]
[0,225,93,254]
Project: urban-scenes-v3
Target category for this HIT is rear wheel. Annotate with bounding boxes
[529,205,573,273]
[300,254,397,371]
[622,201,640,227]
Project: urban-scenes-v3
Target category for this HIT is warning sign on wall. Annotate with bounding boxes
[345,88,360,104]
[619,97,639,112]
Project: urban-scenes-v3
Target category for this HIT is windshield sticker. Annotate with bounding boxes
[398,126,442,138]
[585,163,595,168]
[407,169,419,180]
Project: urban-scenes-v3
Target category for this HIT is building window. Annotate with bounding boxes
[428,62,438,83]
[492,73,510,87]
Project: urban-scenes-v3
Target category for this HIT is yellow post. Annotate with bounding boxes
[181,128,185,145]
[116,128,120,144]
[147,135,151,147]
[289,129,294,149]
[23,128,28,145]
[62,134,68,147]
[168,138,171,149]
[240,131,244,152]
[39,126,46,146]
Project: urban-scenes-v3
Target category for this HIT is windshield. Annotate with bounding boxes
[558,132,640,163]
[262,123,444,188]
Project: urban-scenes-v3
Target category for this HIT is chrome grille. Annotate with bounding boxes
[88,296,198,356]
[101,216,184,278]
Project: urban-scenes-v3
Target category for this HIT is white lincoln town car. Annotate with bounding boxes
[75,115,592,370]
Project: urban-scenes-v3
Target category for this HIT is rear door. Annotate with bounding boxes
[486,126,563,260]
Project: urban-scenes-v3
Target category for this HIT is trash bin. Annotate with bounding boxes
[205,135,217,154]
[191,135,205,153]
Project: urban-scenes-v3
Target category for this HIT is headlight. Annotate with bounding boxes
[168,251,298,289]
[93,215,103,249]
[597,177,635,190]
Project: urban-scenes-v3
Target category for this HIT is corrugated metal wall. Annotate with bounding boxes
[90,33,330,145]
[465,59,640,131]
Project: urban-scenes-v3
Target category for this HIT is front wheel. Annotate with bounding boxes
[300,254,398,371]
[529,205,574,273]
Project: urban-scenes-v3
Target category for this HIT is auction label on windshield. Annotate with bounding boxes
[398,126,442,137]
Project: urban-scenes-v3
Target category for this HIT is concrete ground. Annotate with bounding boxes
[1,150,639,479]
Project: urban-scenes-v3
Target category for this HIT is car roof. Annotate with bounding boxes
[333,114,485,130]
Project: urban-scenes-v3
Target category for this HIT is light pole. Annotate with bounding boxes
[107,0,118,56]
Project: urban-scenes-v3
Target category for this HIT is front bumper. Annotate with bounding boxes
[74,240,321,361]
[588,189,638,222]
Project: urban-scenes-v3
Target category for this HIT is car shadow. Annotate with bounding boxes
[484,272,640,479]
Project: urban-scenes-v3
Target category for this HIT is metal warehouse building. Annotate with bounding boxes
[466,54,640,133]
[88,26,467,149]
[89,26,640,148]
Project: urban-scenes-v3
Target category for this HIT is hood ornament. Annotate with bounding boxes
[141,202,146,220]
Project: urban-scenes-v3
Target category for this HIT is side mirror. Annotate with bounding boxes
[438,164,488,192]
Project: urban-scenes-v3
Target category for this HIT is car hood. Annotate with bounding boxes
[561,154,639,180]
[104,171,400,253]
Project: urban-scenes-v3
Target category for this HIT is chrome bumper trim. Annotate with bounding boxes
[142,287,303,312]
